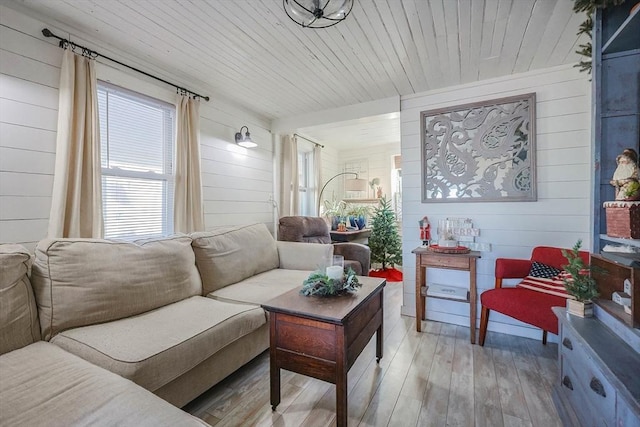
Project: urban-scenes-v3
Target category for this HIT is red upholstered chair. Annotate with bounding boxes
[478,246,589,346]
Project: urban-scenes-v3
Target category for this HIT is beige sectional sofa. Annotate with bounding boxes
[0,244,208,426]
[0,223,335,426]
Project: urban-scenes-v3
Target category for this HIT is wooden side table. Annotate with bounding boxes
[330,229,371,244]
[412,247,481,343]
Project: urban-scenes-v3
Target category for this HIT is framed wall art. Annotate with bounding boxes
[421,93,536,203]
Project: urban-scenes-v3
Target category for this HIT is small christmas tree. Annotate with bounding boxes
[368,197,402,270]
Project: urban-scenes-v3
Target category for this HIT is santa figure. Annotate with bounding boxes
[419,216,431,246]
[611,148,639,200]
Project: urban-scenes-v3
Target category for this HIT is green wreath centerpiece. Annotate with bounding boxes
[300,267,361,297]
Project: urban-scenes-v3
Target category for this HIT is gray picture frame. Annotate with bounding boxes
[421,92,537,203]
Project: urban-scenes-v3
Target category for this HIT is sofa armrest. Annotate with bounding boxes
[495,258,533,280]
[333,243,370,275]
[276,241,334,271]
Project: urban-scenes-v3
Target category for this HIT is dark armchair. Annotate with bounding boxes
[278,216,370,276]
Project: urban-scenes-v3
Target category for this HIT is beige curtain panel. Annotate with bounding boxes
[279,135,299,217]
[48,49,103,238]
[174,95,204,233]
[313,144,322,215]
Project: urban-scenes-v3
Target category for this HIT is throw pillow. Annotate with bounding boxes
[529,261,561,279]
[517,273,573,299]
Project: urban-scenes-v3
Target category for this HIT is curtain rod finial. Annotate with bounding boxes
[42,28,53,37]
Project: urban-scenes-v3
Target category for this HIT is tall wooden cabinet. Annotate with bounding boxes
[553,4,640,425]
[592,2,640,253]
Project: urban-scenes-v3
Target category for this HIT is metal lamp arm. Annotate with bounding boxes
[317,172,358,216]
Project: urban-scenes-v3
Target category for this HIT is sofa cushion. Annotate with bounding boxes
[276,241,333,271]
[51,296,265,391]
[31,235,202,341]
[0,341,207,426]
[0,244,41,355]
[191,223,280,294]
[208,269,312,306]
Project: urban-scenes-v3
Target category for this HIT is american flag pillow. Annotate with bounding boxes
[517,271,575,299]
[528,261,561,278]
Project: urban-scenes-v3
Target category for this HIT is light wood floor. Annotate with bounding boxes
[184,282,561,427]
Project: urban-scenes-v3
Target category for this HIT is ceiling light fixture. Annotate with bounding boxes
[283,0,354,29]
[235,126,257,148]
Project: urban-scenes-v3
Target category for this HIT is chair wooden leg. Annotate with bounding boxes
[542,330,547,345]
[479,306,490,346]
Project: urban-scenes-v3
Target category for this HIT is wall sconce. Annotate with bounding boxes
[235,126,257,148]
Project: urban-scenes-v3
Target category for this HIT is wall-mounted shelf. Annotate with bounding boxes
[591,254,640,329]
[342,198,381,204]
[602,5,640,54]
[600,234,640,248]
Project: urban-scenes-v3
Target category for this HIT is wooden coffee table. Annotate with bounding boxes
[262,276,386,427]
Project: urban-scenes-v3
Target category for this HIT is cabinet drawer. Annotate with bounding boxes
[559,361,607,427]
[617,395,640,427]
[560,328,616,423]
[419,253,470,269]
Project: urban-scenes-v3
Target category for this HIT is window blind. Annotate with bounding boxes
[98,82,175,240]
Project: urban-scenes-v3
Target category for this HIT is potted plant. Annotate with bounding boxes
[322,196,347,230]
[561,239,599,317]
[347,205,371,230]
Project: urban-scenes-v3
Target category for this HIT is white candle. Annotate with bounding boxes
[326,265,343,281]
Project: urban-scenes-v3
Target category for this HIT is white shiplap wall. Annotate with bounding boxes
[0,5,273,249]
[339,142,400,202]
[0,6,59,249]
[400,64,592,341]
[198,100,273,231]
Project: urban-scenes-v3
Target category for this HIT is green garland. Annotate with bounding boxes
[300,268,361,297]
[573,0,626,74]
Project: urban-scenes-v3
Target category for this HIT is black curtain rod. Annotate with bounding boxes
[42,28,210,102]
[294,133,324,148]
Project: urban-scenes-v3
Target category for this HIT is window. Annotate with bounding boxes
[98,82,175,240]
[298,147,316,216]
[391,155,402,221]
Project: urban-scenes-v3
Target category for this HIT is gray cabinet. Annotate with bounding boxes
[552,307,640,426]
[592,2,640,253]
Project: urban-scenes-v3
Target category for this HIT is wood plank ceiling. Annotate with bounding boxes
[15,0,585,125]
